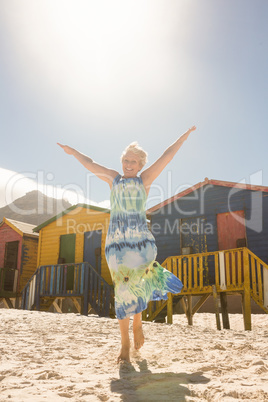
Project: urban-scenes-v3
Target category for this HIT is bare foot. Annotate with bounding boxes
[117,345,130,364]
[133,325,145,350]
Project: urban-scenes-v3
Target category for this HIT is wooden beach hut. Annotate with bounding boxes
[21,204,113,316]
[144,178,268,328]
[34,203,111,283]
[147,178,268,266]
[0,217,39,308]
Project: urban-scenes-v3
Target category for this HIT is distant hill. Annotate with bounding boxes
[0,191,72,226]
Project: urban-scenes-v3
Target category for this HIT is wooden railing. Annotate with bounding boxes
[144,247,268,323]
[0,267,18,295]
[21,262,114,317]
[247,249,268,311]
[164,248,247,292]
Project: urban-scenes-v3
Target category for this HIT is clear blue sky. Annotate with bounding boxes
[1,0,268,209]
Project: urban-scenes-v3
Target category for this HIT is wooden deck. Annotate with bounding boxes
[21,262,115,318]
[142,247,268,330]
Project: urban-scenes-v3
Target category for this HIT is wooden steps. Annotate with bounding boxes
[21,262,114,318]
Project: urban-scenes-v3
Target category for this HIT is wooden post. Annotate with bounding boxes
[220,292,230,329]
[263,267,268,310]
[148,301,153,318]
[21,288,25,310]
[142,309,147,321]
[82,263,89,316]
[104,286,110,317]
[186,295,193,326]
[212,285,221,330]
[36,269,41,311]
[25,286,29,310]
[242,249,251,330]
[167,293,173,324]
[15,297,20,309]
[219,251,226,290]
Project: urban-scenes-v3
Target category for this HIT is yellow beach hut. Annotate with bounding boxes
[34,203,111,283]
[21,204,114,316]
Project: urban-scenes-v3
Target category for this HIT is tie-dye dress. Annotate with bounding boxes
[105,174,183,320]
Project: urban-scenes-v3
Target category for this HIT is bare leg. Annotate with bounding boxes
[117,317,130,363]
[133,313,144,350]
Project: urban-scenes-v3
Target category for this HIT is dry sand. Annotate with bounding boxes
[0,309,267,401]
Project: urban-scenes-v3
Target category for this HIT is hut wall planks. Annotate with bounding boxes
[150,184,268,268]
[37,207,112,284]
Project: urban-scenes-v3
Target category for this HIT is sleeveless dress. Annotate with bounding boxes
[105,174,183,320]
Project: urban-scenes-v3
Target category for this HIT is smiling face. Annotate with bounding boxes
[122,151,142,178]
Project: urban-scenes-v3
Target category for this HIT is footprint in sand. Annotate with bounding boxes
[255,366,267,374]
[70,354,82,360]
[212,343,226,351]
[199,365,218,372]
[36,370,62,380]
[58,392,73,398]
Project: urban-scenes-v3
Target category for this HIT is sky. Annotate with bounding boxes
[0,0,268,210]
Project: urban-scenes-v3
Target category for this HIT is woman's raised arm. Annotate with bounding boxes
[57,143,118,188]
[141,126,196,193]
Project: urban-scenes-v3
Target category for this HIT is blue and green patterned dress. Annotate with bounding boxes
[105,174,183,320]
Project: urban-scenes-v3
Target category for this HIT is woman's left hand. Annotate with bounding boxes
[179,125,197,143]
[188,125,196,133]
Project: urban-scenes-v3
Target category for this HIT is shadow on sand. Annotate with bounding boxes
[110,358,210,401]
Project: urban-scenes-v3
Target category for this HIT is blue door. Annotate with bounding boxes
[84,231,102,275]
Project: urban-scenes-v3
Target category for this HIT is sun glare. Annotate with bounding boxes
[3,1,182,119]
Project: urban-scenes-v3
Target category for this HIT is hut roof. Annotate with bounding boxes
[33,203,110,233]
[1,217,39,238]
[147,177,268,214]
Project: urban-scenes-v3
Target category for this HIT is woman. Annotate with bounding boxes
[58,125,196,363]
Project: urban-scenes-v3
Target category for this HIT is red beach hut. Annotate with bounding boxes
[0,217,39,307]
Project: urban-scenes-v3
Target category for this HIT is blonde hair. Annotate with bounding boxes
[120,142,148,168]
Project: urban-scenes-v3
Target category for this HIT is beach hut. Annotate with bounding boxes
[0,217,39,307]
[143,178,268,327]
[33,203,111,284]
[21,204,113,316]
[147,178,268,266]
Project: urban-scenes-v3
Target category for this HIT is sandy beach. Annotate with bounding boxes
[0,309,267,401]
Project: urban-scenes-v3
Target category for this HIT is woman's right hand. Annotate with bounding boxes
[57,143,74,155]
